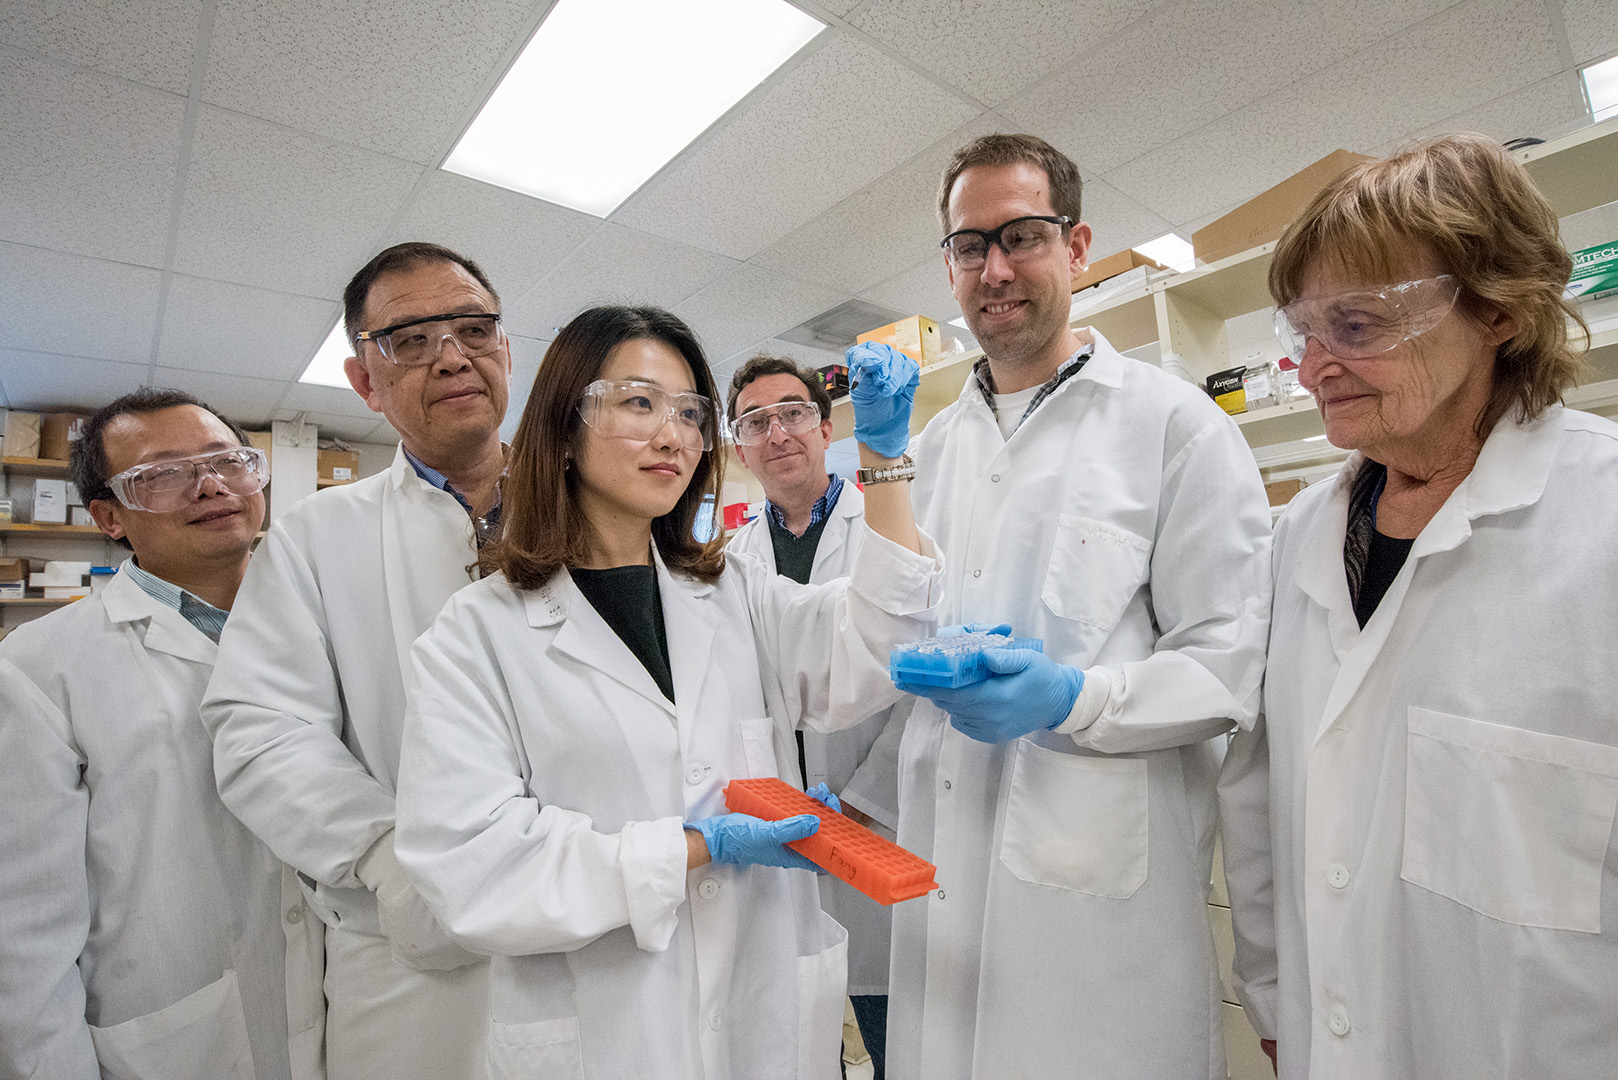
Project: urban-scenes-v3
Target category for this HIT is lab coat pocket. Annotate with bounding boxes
[1402,707,1618,932]
[1000,741,1148,898]
[1041,514,1152,634]
[88,969,255,1080]
[796,911,849,1080]
[485,1016,583,1080]
[736,716,779,779]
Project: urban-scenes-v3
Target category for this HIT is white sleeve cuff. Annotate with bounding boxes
[619,817,689,953]
[1052,667,1112,736]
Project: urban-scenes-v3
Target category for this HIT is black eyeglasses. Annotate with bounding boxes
[940,215,1071,270]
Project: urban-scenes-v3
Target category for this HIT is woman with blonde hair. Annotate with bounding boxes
[1219,133,1617,1079]
[393,305,937,1078]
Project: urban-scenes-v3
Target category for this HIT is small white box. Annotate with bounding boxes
[33,479,67,524]
[43,585,91,600]
[0,581,24,599]
[70,507,94,527]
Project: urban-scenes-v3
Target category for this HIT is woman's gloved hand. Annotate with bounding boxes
[806,782,842,814]
[685,812,822,872]
[898,647,1085,744]
[846,341,920,458]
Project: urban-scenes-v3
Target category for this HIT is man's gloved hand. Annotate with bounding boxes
[806,782,842,814]
[357,829,481,971]
[897,648,1085,744]
[846,341,920,458]
[686,813,822,872]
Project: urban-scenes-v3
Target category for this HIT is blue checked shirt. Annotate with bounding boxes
[765,472,844,531]
[402,444,503,546]
[122,559,230,643]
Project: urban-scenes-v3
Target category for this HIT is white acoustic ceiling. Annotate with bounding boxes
[0,0,1614,443]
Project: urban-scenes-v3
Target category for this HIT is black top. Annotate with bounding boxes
[570,565,675,704]
[768,512,832,586]
[1352,530,1415,629]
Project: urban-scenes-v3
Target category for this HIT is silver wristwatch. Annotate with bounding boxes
[855,453,916,485]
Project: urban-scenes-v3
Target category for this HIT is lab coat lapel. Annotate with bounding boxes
[808,484,862,582]
[655,555,717,733]
[538,571,678,718]
[101,568,217,667]
[380,447,479,684]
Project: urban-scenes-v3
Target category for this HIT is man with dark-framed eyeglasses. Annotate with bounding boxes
[723,353,904,1078]
[204,242,510,1079]
[0,388,301,1080]
[879,133,1273,1078]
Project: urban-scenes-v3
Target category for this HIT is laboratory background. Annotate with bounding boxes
[1,1,1616,1077]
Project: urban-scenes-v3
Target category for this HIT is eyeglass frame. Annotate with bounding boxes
[576,379,717,452]
[939,215,1073,269]
[1272,275,1460,364]
[727,399,827,445]
[353,311,507,366]
[105,446,270,512]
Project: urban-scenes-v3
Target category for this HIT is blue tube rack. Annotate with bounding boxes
[890,631,1045,689]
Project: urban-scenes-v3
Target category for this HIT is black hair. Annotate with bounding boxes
[341,242,502,348]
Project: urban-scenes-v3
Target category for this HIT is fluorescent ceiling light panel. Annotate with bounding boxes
[1581,54,1618,122]
[1135,233,1196,272]
[298,321,353,388]
[443,0,824,217]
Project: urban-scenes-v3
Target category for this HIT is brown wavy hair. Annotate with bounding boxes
[478,305,726,589]
[1270,133,1588,438]
[938,133,1083,232]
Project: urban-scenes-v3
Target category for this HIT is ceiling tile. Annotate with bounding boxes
[1081,178,1176,258]
[0,0,201,94]
[848,0,1162,106]
[716,335,848,393]
[750,112,1002,294]
[1000,0,1458,177]
[171,105,423,298]
[505,224,739,339]
[856,256,961,328]
[277,379,378,419]
[151,366,289,426]
[501,332,550,440]
[382,171,603,304]
[673,264,846,364]
[1561,0,1618,65]
[613,33,979,260]
[201,0,536,163]
[820,0,866,16]
[271,408,389,444]
[0,52,186,266]
[157,274,340,380]
[0,243,164,364]
[0,348,149,411]
[1106,0,1562,225]
[1379,74,1588,154]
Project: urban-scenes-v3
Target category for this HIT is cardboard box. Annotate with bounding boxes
[33,479,68,524]
[39,412,91,463]
[1072,248,1167,293]
[1265,478,1307,507]
[1566,241,1618,301]
[857,315,940,367]
[2,410,42,460]
[0,557,26,583]
[1192,150,1373,265]
[0,498,11,524]
[318,448,359,483]
[245,429,274,463]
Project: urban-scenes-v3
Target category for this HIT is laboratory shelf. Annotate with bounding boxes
[1,456,71,478]
[0,523,105,537]
[0,597,75,607]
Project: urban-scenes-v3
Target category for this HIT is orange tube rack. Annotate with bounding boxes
[723,777,939,905]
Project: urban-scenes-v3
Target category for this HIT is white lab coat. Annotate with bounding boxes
[1218,406,1618,1080]
[888,330,1273,1079]
[202,445,488,1076]
[0,568,295,1080]
[395,528,942,1080]
[726,482,905,995]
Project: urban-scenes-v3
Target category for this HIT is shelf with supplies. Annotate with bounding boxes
[0,523,106,537]
[0,596,77,608]
[1,456,71,478]
[825,114,1618,483]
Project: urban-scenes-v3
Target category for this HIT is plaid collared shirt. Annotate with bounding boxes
[402,444,503,547]
[122,558,230,642]
[765,472,844,531]
[972,345,1094,436]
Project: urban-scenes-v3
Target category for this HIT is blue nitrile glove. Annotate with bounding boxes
[686,813,822,872]
[937,622,1013,637]
[897,648,1085,744]
[846,341,920,458]
[807,782,842,814]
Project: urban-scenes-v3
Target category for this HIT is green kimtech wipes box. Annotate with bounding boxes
[1566,241,1618,301]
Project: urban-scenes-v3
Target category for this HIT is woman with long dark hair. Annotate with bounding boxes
[394,306,936,1078]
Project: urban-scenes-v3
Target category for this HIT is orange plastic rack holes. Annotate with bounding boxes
[723,777,939,905]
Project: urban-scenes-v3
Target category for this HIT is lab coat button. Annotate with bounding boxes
[973,569,982,578]
[686,765,706,784]
[1327,864,1350,889]
[708,1013,722,1031]
[698,878,720,899]
[1328,1008,1350,1036]
[943,779,951,790]
[285,906,303,925]
[936,888,946,900]
[991,474,1000,482]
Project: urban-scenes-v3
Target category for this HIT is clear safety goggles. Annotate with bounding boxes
[728,400,823,445]
[106,446,269,513]
[1273,275,1459,365]
[354,311,505,367]
[577,380,714,452]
